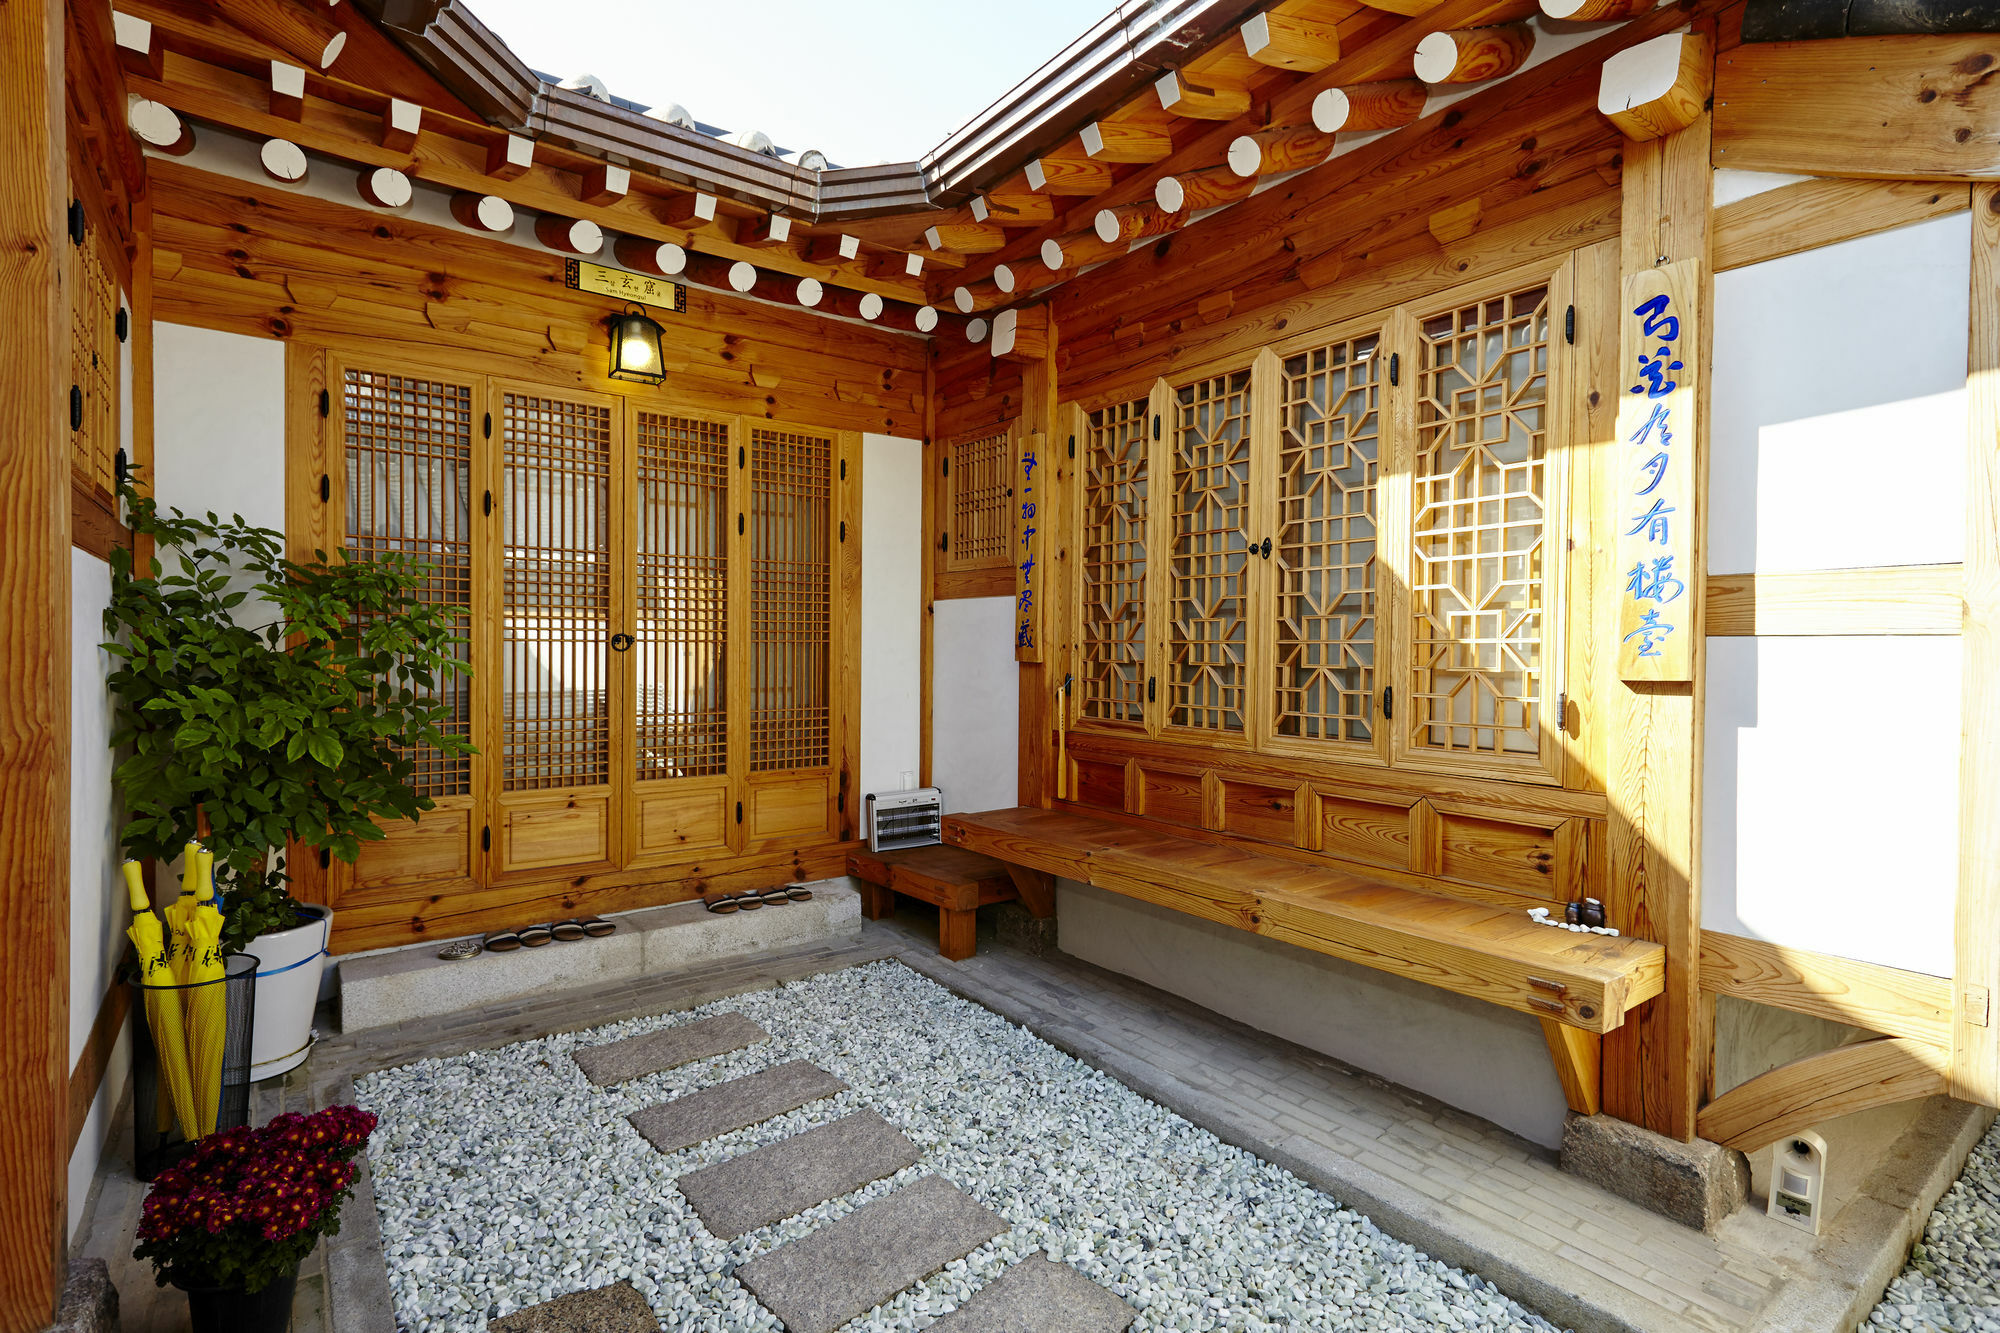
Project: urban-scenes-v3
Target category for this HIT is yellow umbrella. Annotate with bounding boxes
[124,861,199,1141]
[165,841,203,986]
[183,856,227,1137]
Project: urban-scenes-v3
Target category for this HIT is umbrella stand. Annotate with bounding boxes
[131,952,258,1181]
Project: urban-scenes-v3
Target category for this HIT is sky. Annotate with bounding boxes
[466,0,1105,166]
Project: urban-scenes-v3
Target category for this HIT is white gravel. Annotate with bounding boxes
[1865,1121,2000,1333]
[355,959,1562,1332]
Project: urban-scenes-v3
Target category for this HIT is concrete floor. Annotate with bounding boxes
[74,904,1993,1333]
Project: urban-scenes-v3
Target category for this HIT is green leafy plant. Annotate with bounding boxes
[105,480,473,952]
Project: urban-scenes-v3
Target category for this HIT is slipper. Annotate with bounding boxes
[519,923,554,948]
[581,916,615,937]
[757,887,793,906]
[704,895,740,914]
[784,884,814,902]
[551,919,587,942]
[483,929,521,953]
[438,938,483,961]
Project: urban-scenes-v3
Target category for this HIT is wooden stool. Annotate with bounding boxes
[846,844,1034,961]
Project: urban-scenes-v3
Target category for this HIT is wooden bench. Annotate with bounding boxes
[942,806,1665,1035]
[846,844,1053,961]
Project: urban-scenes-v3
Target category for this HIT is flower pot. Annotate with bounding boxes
[178,1265,298,1333]
[248,904,331,1081]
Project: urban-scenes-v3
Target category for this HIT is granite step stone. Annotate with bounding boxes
[629,1059,847,1154]
[572,1011,767,1087]
[930,1254,1136,1333]
[735,1175,1007,1333]
[676,1109,920,1240]
[486,1280,661,1332]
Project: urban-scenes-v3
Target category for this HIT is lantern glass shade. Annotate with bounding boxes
[607,309,666,384]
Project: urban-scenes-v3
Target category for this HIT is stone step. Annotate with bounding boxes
[629,1060,847,1155]
[486,1279,661,1332]
[929,1254,1136,1333]
[338,879,862,1032]
[735,1175,1007,1333]
[573,1011,767,1087]
[677,1109,919,1240]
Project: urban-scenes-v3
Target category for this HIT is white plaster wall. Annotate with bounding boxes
[1702,635,1961,976]
[931,597,1017,814]
[1059,882,1570,1148]
[1709,213,1970,576]
[860,434,921,802]
[154,323,288,534]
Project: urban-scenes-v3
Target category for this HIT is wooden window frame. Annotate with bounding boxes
[938,424,1016,597]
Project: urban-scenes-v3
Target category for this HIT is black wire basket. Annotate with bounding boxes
[130,951,258,1181]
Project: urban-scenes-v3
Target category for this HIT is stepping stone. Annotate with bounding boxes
[677,1109,919,1240]
[629,1059,847,1154]
[930,1254,1136,1333]
[487,1279,660,1332]
[572,1011,766,1087]
[735,1175,1007,1333]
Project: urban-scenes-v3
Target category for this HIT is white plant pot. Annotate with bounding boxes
[248,904,331,1082]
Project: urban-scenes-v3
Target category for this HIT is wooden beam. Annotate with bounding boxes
[1696,1037,1946,1152]
[357,165,412,208]
[925,221,1007,254]
[0,0,71,1317]
[1095,200,1181,245]
[1700,931,1955,1048]
[611,234,688,277]
[1954,182,2000,1108]
[1228,125,1338,177]
[485,132,533,180]
[1155,164,1257,213]
[659,190,717,229]
[257,136,308,182]
[223,0,346,70]
[128,96,193,155]
[1599,31,1711,141]
[1081,120,1174,163]
[1704,566,1965,635]
[1243,10,1342,72]
[1155,69,1253,120]
[1310,78,1428,132]
[738,212,791,247]
[1427,195,1481,243]
[379,96,419,153]
[1002,863,1057,918]
[992,304,1052,362]
[972,192,1055,227]
[113,9,160,80]
[1542,0,1652,16]
[67,986,130,1152]
[1026,152,1116,195]
[578,162,629,206]
[449,191,513,232]
[268,58,304,120]
[803,232,859,264]
[1714,16,2000,179]
[1542,1018,1603,1116]
[1414,23,1535,84]
[532,214,603,256]
[681,251,758,294]
[1043,228,1126,271]
[1713,177,1971,273]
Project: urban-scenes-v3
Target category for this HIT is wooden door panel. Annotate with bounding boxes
[747,774,831,844]
[1137,765,1205,829]
[352,803,474,887]
[500,792,612,873]
[633,780,730,862]
[1314,790,1413,871]
[1071,758,1127,814]
[1435,808,1562,901]
[1217,777,1301,847]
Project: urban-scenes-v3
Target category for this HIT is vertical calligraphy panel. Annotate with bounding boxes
[1014,431,1047,662]
[1614,260,1700,681]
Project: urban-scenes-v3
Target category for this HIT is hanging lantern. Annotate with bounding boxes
[606,305,665,384]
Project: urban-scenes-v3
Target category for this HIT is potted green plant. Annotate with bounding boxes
[106,480,473,1078]
[136,1104,378,1332]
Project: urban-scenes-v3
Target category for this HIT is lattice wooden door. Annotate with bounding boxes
[1077,396,1153,730]
[491,382,627,874]
[942,428,1013,575]
[1165,368,1256,740]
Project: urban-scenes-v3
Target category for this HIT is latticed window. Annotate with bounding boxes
[342,368,475,797]
[749,426,832,772]
[944,429,1011,571]
[1410,283,1551,759]
[67,223,121,496]
[635,413,729,780]
[1168,370,1253,734]
[500,391,614,791]
[1080,398,1149,725]
[1276,334,1382,749]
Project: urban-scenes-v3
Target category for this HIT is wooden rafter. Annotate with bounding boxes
[1696,1038,1946,1153]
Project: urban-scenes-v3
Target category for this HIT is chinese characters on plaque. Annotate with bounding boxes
[1014,431,1046,663]
[1614,260,1699,682]
[563,258,687,313]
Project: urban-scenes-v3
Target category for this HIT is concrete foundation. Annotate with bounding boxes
[50,1258,117,1333]
[1560,1113,1751,1232]
[338,879,861,1031]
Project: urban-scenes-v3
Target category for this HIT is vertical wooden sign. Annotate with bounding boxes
[1014,430,1047,662]
[1614,259,1700,681]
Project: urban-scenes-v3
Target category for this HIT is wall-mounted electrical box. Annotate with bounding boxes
[865,787,943,852]
[1767,1131,1828,1235]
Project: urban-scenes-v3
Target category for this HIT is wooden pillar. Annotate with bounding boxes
[919,350,937,789]
[1017,313,1059,808]
[0,0,73,1321]
[1952,184,2000,1108]
[1600,109,1713,1140]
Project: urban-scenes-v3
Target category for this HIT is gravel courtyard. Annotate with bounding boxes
[1866,1124,2000,1333]
[355,959,1560,1332]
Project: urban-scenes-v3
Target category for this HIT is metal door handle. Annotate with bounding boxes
[610,633,634,652]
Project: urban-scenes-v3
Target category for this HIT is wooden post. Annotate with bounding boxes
[1018,310,1059,807]
[0,0,72,1320]
[1601,103,1713,1141]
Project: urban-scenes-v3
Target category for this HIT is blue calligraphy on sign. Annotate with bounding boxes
[1625,555,1686,605]
[1628,294,1683,398]
[1017,448,1039,652]
[1626,497,1674,546]
[1623,608,1675,658]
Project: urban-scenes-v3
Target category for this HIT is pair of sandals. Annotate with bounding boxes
[483,917,615,952]
[706,884,813,913]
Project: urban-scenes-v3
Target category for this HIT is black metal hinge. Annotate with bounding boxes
[738,512,745,535]
[1388,353,1400,386]
[735,801,743,824]
[483,490,493,516]
[837,792,845,813]
[67,199,85,245]
[483,411,492,439]
[114,448,128,487]
[69,385,82,431]
[940,532,949,551]
[1068,433,1076,458]
[115,307,129,343]
[318,388,330,418]
[1381,686,1394,720]
[839,458,847,480]
[1147,675,1156,703]
[839,520,847,542]
[320,474,330,503]
[738,445,746,468]
[1152,415,1161,440]
[1565,305,1576,345]
[1556,692,1569,730]
[942,455,950,477]
[481,825,492,852]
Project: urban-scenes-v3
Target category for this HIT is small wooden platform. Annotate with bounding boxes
[846,844,1049,961]
[943,806,1664,1034]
